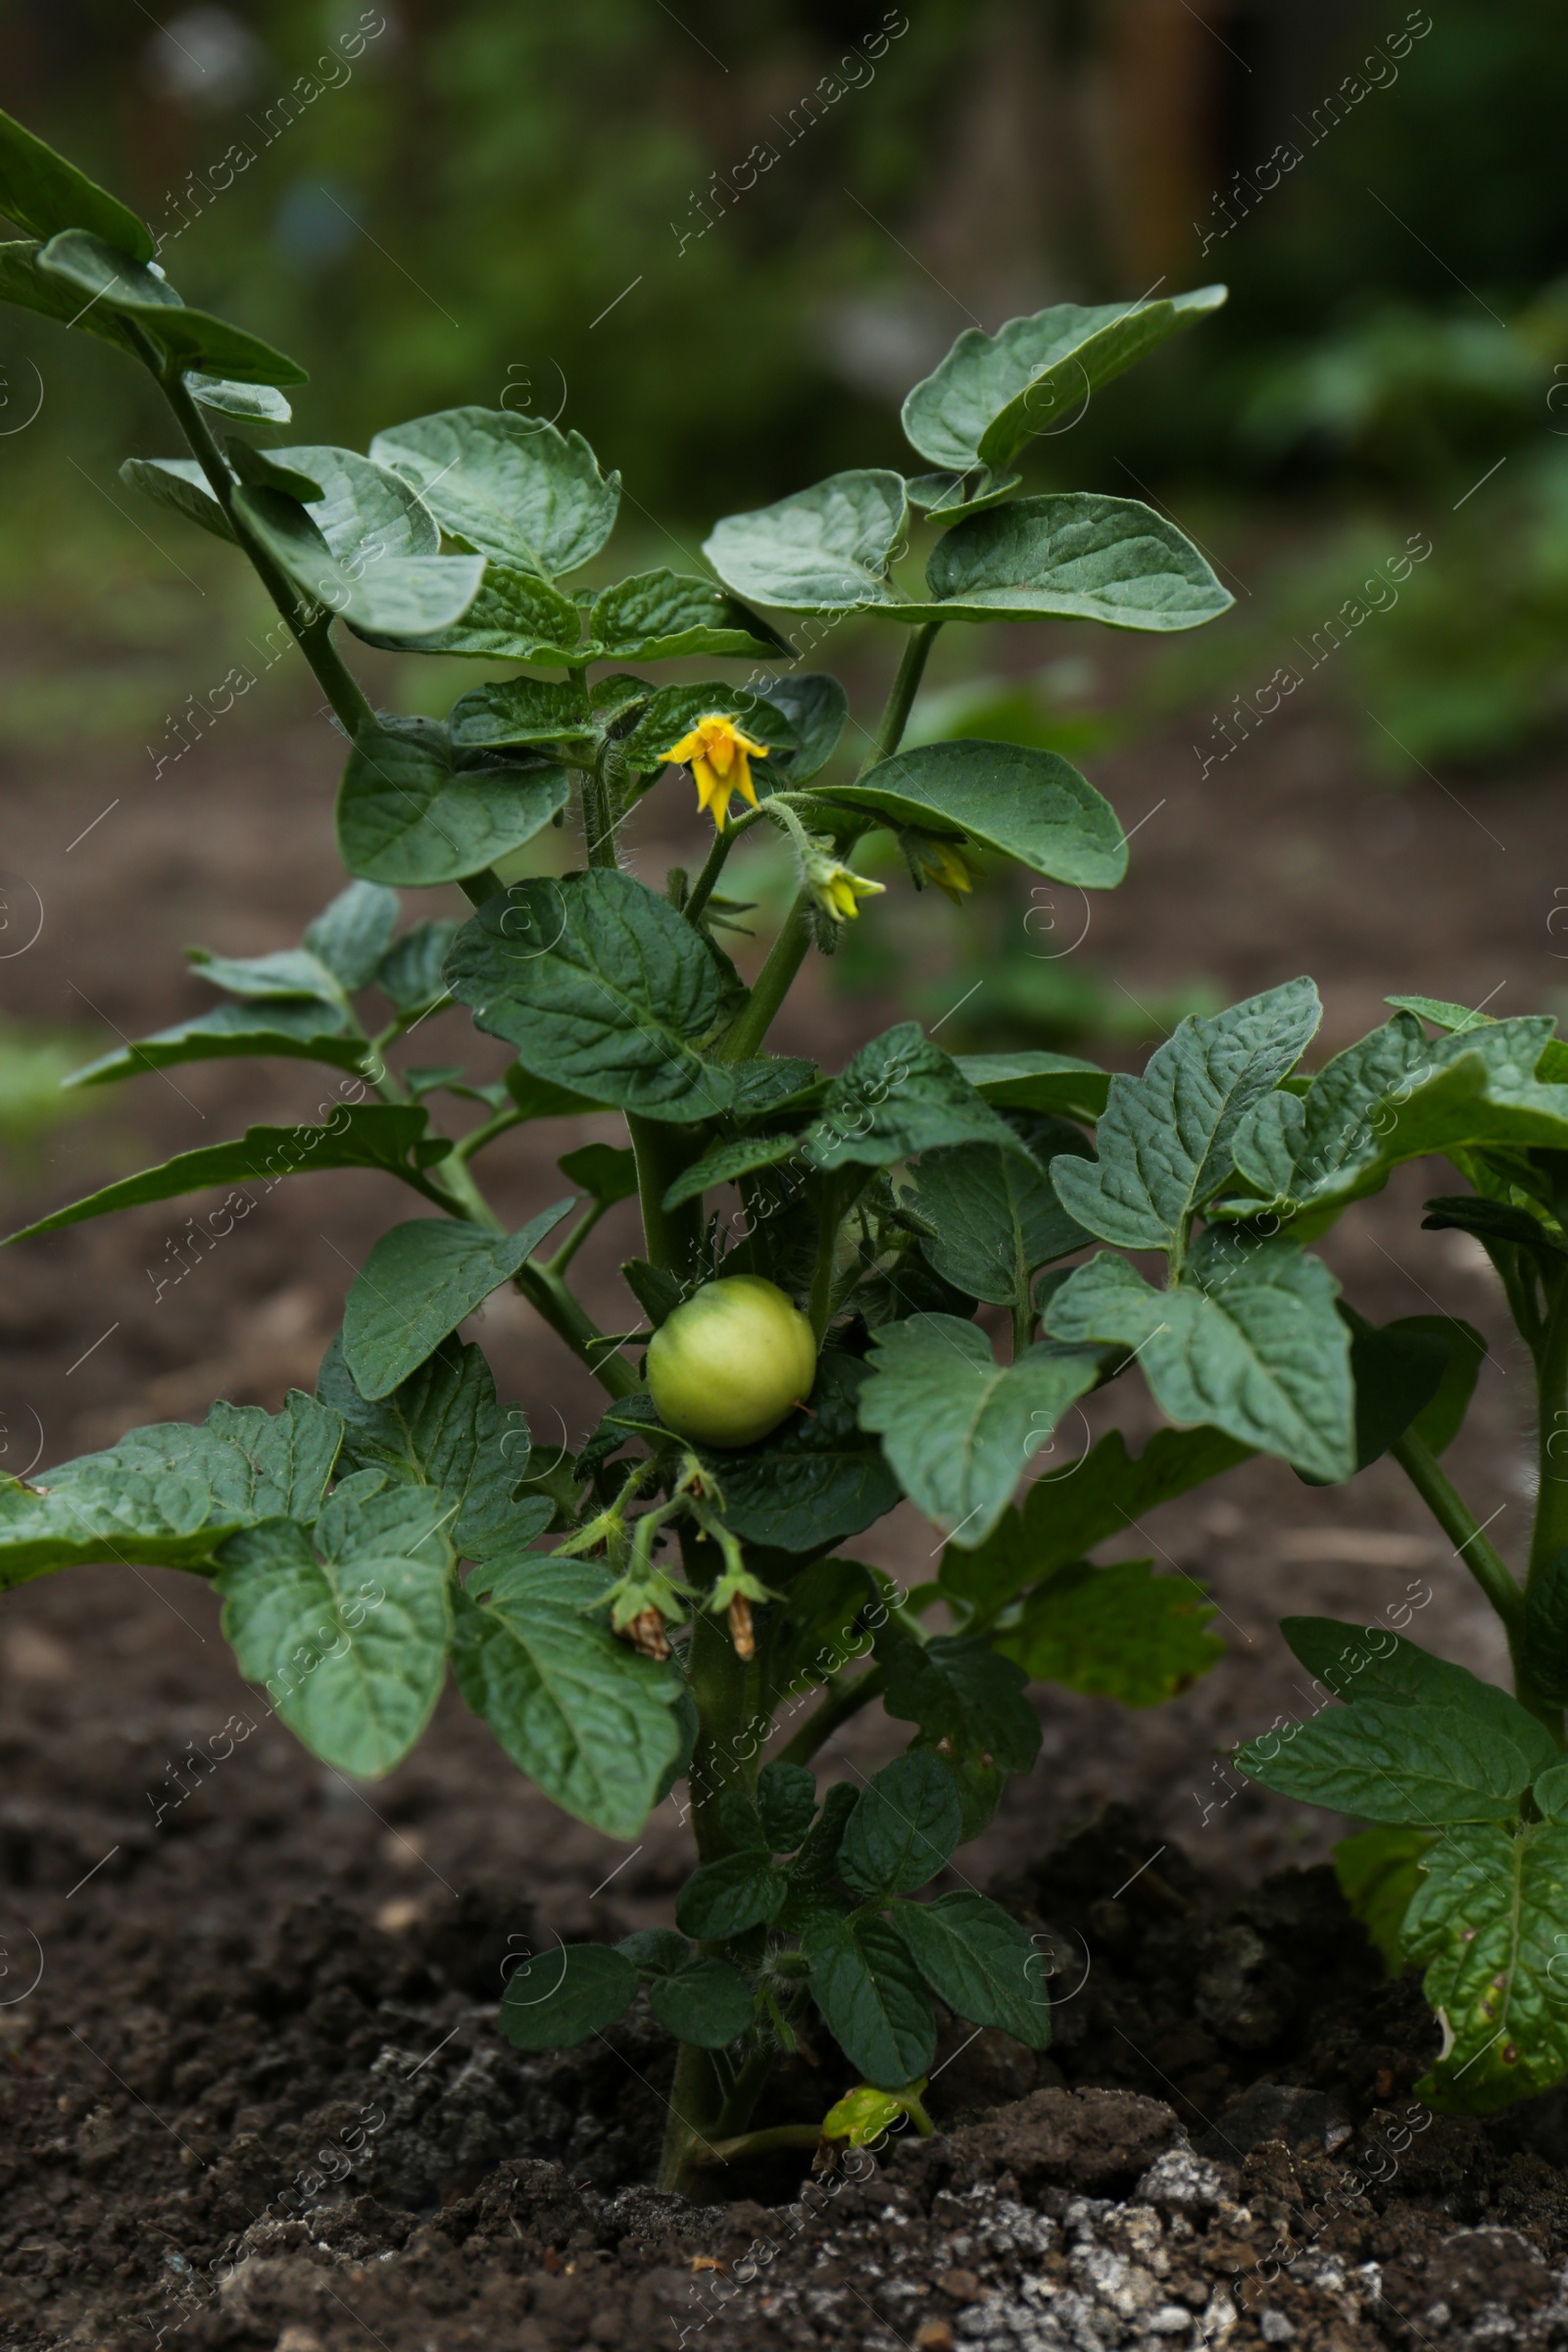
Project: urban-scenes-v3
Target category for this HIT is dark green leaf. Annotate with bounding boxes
[1422,1195,1568,1264]
[839,1751,963,1897]
[1403,1821,1568,2111]
[369,410,618,580]
[674,1850,789,1938]
[449,676,595,757]
[618,1928,689,1976]
[590,569,787,662]
[1234,1698,1533,1825]
[792,1781,859,1886]
[318,1332,538,1562]
[0,237,143,359]
[558,1144,637,1206]
[1525,1551,1568,1709]
[37,229,306,384]
[806,1023,1029,1173]
[902,286,1227,471]
[858,1314,1103,1547]
[718,1787,770,1851]
[232,486,483,642]
[63,1000,367,1089]
[956,1051,1111,1122]
[996,1560,1222,1706]
[4,1105,449,1243]
[341,1202,574,1399]
[649,1957,756,2046]
[620,682,800,776]
[368,561,583,662]
[704,469,908,613]
[216,1486,453,1777]
[1051,980,1321,1250]
[912,1141,1091,1307]
[184,944,343,1003]
[445,870,738,1124]
[760,1557,880,1710]
[376,919,461,1013]
[1344,1317,1450,1474]
[337,717,567,887]
[499,1942,637,2051]
[900,494,1231,632]
[758,1761,819,1852]
[272,443,436,559]
[904,466,1022,522]
[688,1351,901,1554]
[225,439,324,504]
[883,1634,1040,1773]
[890,1892,1053,2047]
[1280,1617,1558,1776]
[815,738,1125,891]
[451,1553,683,1838]
[120,456,234,543]
[303,882,400,991]
[804,1911,935,2087]
[662,1131,801,1210]
[757,673,849,782]
[1333,1825,1432,1973]
[0,105,153,258]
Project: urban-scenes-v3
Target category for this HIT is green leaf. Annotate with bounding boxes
[890,1891,1053,2047]
[376,919,461,1013]
[804,1911,935,2088]
[231,485,483,643]
[1279,1617,1558,1777]
[996,1561,1223,1706]
[449,676,596,758]
[1524,1552,1568,1709]
[1235,1698,1532,1825]
[1045,1234,1354,1483]
[661,1130,800,1210]
[273,443,438,560]
[1422,1194,1568,1266]
[0,106,154,259]
[0,1391,343,1590]
[187,372,291,422]
[812,739,1127,891]
[1535,1760,1568,1822]
[905,467,1022,522]
[369,561,583,662]
[4,1105,449,1244]
[216,1485,453,1778]
[184,944,343,1003]
[703,469,908,613]
[1403,1821,1568,2111]
[1386,994,1499,1034]
[839,1751,963,1897]
[225,439,323,503]
[1343,1316,1450,1475]
[956,1051,1110,1122]
[303,882,400,991]
[686,1352,901,1554]
[369,410,618,580]
[1050,980,1321,1250]
[620,682,800,776]
[902,286,1227,471]
[37,229,307,384]
[912,1141,1091,1307]
[899,496,1232,633]
[1333,1825,1432,1973]
[942,1423,1250,1615]
[756,673,849,782]
[883,1632,1040,1773]
[451,1553,682,1838]
[337,717,567,887]
[675,1850,789,1938]
[444,871,737,1124]
[318,1332,538,1562]
[618,1929,690,1976]
[758,1761,819,1853]
[649,1957,756,2047]
[858,1314,1103,1547]
[0,237,142,359]
[558,1144,637,1206]
[341,1202,574,1400]
[120,457,235,544]
[589,569,787,662]
[499,1942,637,2051]
[63,1000,368,1089]
[805,1023,1029,1174]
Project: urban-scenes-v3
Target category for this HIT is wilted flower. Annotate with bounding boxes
[662,711,769,829]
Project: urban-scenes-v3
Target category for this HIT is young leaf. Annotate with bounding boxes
[303,882,401,991]
[813,739,1126,891]
[858,1314,1103,1547]
[905,466,1022,522]
[187,372,291,422]
[231,484,484,640]
[792,1781,860,1886]
[318,1333,537,1561]
[648,1957,756,2047]
[451,1554,683,1839]
[341,1201,574,1400]
[4,1104,451,1244]
[995,1561,1223,1706]
[369,410,619,580]
[589,569,787,662]
[120,456,235,544]
[803,1912,936,2087]
[63,1001,368,1089]
[1403,1821,1568,2111]
[682,1351,901,1554]
[838,1751,963,1897]
[1045,1234,1354,1484]
[1234,1698,1533,1825]
[1049,979,1321,1250]
[444,870,738,1123]
[661,1130,801,1210]
[756,673,850,782]
[956,1051,1110,1122]
[901,286,1227,472]
[185,944,343,1002]
[889,1891,1053,2048]
[369,561,584,662]
[1333,1825,1432,1972]
[911,1140,1092,1307]
[449,676,596,757]
[337,717,568,887]
[499,1942,637,2051]
[1279,1617,1558,1776]
[216,1486,454,1778]
[0,105,155,260]
[905,495,1231,632]
[882,1633,1041,1773]
[758,1761,819,1853]
[942,1423,1250,1615]
[674,1851,789,1938]
[36,229,307,384]
[703,469,908,613]
[805,1023,1030,1173]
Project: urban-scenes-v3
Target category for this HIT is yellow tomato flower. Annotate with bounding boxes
[662,711,769,830]
[805,844,886,924]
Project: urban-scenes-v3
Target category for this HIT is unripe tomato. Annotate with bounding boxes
[647,1276,818,1449]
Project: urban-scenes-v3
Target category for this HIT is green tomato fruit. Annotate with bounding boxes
[647,1276,818,1449]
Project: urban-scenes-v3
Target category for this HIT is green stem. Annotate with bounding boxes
[690,2121,822,2169]
[541,1200,610,1277]
[1389,1426,1523,1631]
[683,823,736,925]
[452,1107,525,1164]
[514,1261,640,1398]
[1529,1275,1568,1589]
[658,2042,729,2194]
[777,1664,886,1768]
[627,1113,704,1275]
[856,620,943,777]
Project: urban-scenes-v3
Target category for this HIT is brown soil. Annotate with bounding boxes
[3,618,1568,2345]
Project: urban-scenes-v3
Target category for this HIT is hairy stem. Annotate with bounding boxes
[683,822,736,925]
[777,1664,886,1768]
[856,620,943,777]
[513,1262,641,1398]
[627,1115,704,1276]
[658,2042,729,2194]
